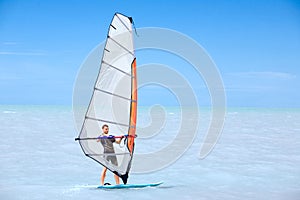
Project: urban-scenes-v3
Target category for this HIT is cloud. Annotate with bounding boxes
[2,42,18,45]
[224,85,275,92]
[226,71,296,80]
[224,71,298,93]
[0,51,46,56]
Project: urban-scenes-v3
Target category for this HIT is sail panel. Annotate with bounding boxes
[87,91,131,130]
[79,119,132,175]
[102,37,134,73]
[96,62,132,99]
[110,14,133,40]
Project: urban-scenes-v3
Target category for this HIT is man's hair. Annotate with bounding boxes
[102,124,109,129]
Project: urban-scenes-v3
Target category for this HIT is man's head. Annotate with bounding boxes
[102,124,109,134]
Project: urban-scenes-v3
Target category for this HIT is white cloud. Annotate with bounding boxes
[224,85,276,92]
[223,71,298,93]
[0,51,46,56]
[2,42,18,45]
[226,71,296,80]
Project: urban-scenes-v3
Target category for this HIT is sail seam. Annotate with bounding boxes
[94,87,137,102]
[85,116,134,128]
[87,153,130,156]
[108,36,134,56]
[102,60,133,77]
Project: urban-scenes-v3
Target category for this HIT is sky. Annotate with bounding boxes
[0,0,300,107]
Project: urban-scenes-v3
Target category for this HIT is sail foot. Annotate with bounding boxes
[120,173,129,184]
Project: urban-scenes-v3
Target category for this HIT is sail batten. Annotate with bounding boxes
[76,13,137,185]
[85,116,133,127]
[107,36,134,56]
[102,60,132,77]
[94,87,136,102]
[110,24,117,30]
[87,153,130,156]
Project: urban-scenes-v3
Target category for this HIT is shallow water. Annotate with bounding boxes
[0,106,299,199]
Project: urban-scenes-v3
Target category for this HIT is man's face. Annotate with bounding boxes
[103,126,109,134]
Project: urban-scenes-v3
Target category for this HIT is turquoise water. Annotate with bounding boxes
[0,105,299,199]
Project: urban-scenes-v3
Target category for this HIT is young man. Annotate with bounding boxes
[97,124,122,185]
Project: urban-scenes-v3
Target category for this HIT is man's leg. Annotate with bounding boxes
[114,174,120,185]
[101,167,107,185]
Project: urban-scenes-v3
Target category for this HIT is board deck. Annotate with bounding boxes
[97,182,163,189]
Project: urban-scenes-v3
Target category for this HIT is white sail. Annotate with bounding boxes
[76,13,137,184]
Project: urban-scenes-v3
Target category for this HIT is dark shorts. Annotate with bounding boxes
[105,155,118,166]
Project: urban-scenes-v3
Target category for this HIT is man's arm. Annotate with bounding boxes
[115,138,122,144]
[96,135,103,142]
[115,135,125,144]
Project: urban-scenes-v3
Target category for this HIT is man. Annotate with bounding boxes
[97,124,122,185]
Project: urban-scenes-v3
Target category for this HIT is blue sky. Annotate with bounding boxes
[0,0,300,107]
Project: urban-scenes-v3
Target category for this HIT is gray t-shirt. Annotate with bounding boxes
[100,134,116,153]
